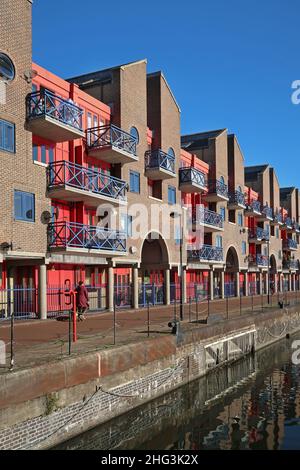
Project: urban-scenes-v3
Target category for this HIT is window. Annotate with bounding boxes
[238,213,243,226]
[175,224,181,245]
[0,119,15,153]
[168,147,175,158]
[242,241,247,255]
[14,190,35,222]
[220,207,226,221]
[0,53,15,82]
[130,126,139,144]
[216,235,223,248]
[168,185,176,205]
[121,214,133,237]
[129,171,140,193]
[32,143,54,164]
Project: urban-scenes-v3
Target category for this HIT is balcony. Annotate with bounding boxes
[26,90,84,142]
[283,259,299,270]
[249,254,268,268]
[187,245,223,263]
[203,179,229,202]
[256,205,273,222]
[193,207,224,232]
[283,238,297,251]
[47,161,127,207]
[284,217,293,231]
[86,125,138,164]
[179,167,207,193]
[271,212,283,225]
[293,222,300,233]
[48,222,126,255]
[244,200,261,217]
[144,150,176,180]
[228,190,246,210]
[248,227,270,244]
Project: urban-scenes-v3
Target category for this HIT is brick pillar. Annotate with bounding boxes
[165,268,170,305]
[7,267,15,319]
[235,271,240,297]
[244,272,248,297]
[220,270,225,299]
[108,265,114,312]
[259,272,263,295]
[38,264,47,320]
[289,274,292,292]
[274,273,278,293]
[279,274,283,292]
[292,273,296,291]
[132,266,139,309]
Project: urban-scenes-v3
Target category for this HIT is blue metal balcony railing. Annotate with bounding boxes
[207,179,228,199]
[283,259,299,270]
[196,207,224,229]
[273,211,283,224]
[261,205,273,220]
[179,167,207,189]
[48,222,126,252]
[293,221,300,232]
[284,217,293,229]
[249,254,268,267]
[283,238,297,250]
[246,199,261,213]
[188,245,223,262]
[26,90,83,131]
[47,161,127,202]
[229,190,246,207]
[145,150,175,174]
[86,124,137,156]
[249,227,270,241]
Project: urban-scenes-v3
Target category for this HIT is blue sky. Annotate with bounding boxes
[33,0,300,187]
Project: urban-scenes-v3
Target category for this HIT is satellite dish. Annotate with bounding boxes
[41,211,52,224]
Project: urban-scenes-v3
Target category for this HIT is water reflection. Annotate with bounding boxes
[54,334,300,450]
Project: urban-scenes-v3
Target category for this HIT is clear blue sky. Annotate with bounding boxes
[32,0,300,187]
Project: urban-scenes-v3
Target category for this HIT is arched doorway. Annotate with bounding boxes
[225,247,240,296]
[139,233,169,306]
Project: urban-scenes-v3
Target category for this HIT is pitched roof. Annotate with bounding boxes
[181,129,227,150]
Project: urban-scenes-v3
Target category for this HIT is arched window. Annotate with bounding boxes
[0,53,15,82]
[168,147,175,158]
[130,126,139,144]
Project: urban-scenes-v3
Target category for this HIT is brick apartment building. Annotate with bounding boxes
[1,0,300,319]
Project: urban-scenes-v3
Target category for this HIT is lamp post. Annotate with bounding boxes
[267,234,270,305]
[170,211,184,321]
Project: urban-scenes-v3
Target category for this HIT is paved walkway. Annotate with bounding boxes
[0,291,297,373]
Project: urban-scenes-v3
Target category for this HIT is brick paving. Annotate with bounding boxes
[0,291,297,373]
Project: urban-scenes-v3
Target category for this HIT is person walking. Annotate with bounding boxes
[75,281,89,321]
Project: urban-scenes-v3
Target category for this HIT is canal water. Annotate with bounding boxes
[55,333,300,450]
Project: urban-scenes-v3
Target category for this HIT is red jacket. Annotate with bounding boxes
[76,285,89,308]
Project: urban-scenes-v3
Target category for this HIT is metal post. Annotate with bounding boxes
[207,295,210,318]
[72,291,77,343]
[113,299,116,345]
[9,290,14,371]
[226,295,229,320]
[68,307,72,355]
[174,296,177,322]
[179,218,184,321]
[189,296,191,323]
[267,239,270,304]
[196,294,198,322]
[252,293,254,313]
[261,292,263,312]
[147,300,150,337]
[240,294,242,316]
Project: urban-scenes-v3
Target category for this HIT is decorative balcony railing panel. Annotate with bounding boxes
[283,238,297,250]
[293,222,300,232]
[282,259,299,270]
[261,206,273,220]
[26,90,83,131]
[249,254,268,267]
[86,124,137,156]
[206,179,228,199]
[228,190,246,207]
[145,150,175,175]
[196,207,224,229]
[248,227,270,241]
[48,222,126,253]
[273,212,283,224]
[284,217,293,229]
[179,167,207,190]
[246,199,261,214]
[47,161,127,202]
[188,245,223,262]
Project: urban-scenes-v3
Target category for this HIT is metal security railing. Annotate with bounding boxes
[282,260,299,270]
[273,211,283,224]
[246,199,261,213]
[293,221,300,232]
[46,285,107,318]
[283,238,297,250]
[224,282,236,297]
[47,161,127,202]
[26,90,83,130]
[284,217,293,229]
[0,287,38,320]
[179,166,207,189]
[114,285,132,308]
[248,254,268,267]
[138,283,165,307]
[48,222,126,252]
[229,190,246,207]
[188,245,224,262]
[145,150,176,174]
[261,205,273,220]
[197,207,224,229]
[248,227,270,241]
[86,124,137,155]
[207,179,228,199]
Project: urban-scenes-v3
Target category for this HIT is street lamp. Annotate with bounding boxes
[267,236,270,304]
[170,210,184,321]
